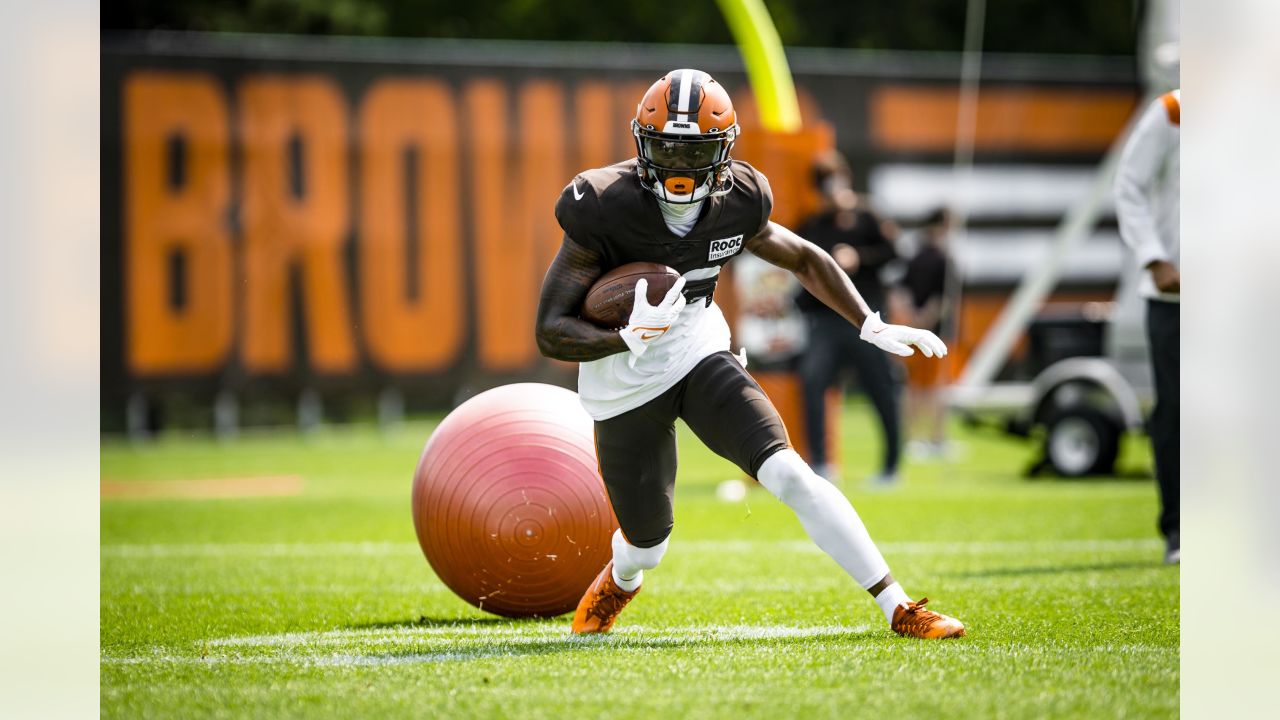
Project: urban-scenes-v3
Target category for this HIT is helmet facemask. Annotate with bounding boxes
[633,120,737,205]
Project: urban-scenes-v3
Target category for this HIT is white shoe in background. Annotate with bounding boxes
[812,463,840,485]
[906,440,936,461]
[867,471,900,488]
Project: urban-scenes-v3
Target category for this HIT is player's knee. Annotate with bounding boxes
[613,528,669,570]
[757,449,822,507]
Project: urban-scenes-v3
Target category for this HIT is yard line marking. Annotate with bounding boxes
[100,626,1176,668]
[103,624,875,666]
[101,538,1163,559]
[686,539,1165,555]
[102,583,452,596]
[101,475,303,500]
[101,541,414,558]
[203,623,871,648]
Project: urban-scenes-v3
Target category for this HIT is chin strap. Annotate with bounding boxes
[708,161,735,197]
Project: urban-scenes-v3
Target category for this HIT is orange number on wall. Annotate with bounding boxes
[469,79,568,371]
[358,79,464,372]
[238,76,356,375]
[124,71,234,375]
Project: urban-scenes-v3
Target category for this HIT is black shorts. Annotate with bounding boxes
[593,351,791,548]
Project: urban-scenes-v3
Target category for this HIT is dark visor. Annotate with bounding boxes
[643,138,720,171]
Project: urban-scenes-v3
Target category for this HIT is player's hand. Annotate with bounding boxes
[859,311,947,358]
[619,277,687,365]
[1148,260,1180,294]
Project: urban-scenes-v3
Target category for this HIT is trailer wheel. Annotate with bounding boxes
[1043,407,1119,477]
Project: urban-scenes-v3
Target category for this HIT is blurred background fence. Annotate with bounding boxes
[101,31,1140,434]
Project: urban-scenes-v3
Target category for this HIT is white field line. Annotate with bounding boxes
[205,623,869,648]
[102,583,454,596]
[102,624,869,667]
[101,541,412,558]
[103,573,1166,598]
[101,623,1175,668]
[101,538,1162,559]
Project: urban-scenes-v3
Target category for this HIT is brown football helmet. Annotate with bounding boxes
[632,69,739,204]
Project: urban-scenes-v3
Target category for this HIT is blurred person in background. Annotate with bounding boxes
[1115,89,1180,564]
[795,151,903,485]
[734,253,807,368]
[892,207,957,461]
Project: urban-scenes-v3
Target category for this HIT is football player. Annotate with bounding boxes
[536,69,964,639]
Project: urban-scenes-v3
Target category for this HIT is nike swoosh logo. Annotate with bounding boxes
[640,331,664,341]
[872,327,885,333]
[572,182,584,201]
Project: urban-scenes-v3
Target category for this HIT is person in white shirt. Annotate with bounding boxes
[1115,89,1180,564]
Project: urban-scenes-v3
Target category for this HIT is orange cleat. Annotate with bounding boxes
[571,561,639,634]
[891,597,966,639]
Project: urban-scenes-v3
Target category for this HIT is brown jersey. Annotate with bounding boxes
[554,159,774,420]
[555,159,773,304]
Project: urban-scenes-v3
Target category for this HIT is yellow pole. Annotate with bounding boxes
[715,0,802,132]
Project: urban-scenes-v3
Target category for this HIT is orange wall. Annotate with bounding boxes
[115,66,1133,397]
[871,87,1136,153]
[119,70,833,380]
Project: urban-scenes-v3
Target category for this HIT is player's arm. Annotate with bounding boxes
[746,220,873,327]
[535,235,629,362]
[748,220,946,358]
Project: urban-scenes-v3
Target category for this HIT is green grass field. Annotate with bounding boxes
[101,401,1178,719]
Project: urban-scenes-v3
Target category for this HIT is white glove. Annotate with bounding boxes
[859,311,948,358]
[619,277,687,367]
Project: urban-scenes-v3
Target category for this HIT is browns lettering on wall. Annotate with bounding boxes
[125,72,549,379]
[113,66,831,390]
[102,38,1134,424]
[125,72,234,375]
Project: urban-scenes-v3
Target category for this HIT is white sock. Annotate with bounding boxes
[757,449,892,590]
[611,565,642,592]
[610,529,667,593]
[874,582,911,624]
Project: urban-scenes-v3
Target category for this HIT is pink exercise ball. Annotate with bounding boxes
[411,383,617,617]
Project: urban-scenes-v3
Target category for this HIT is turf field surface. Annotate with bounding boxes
[101,402,1178,718]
